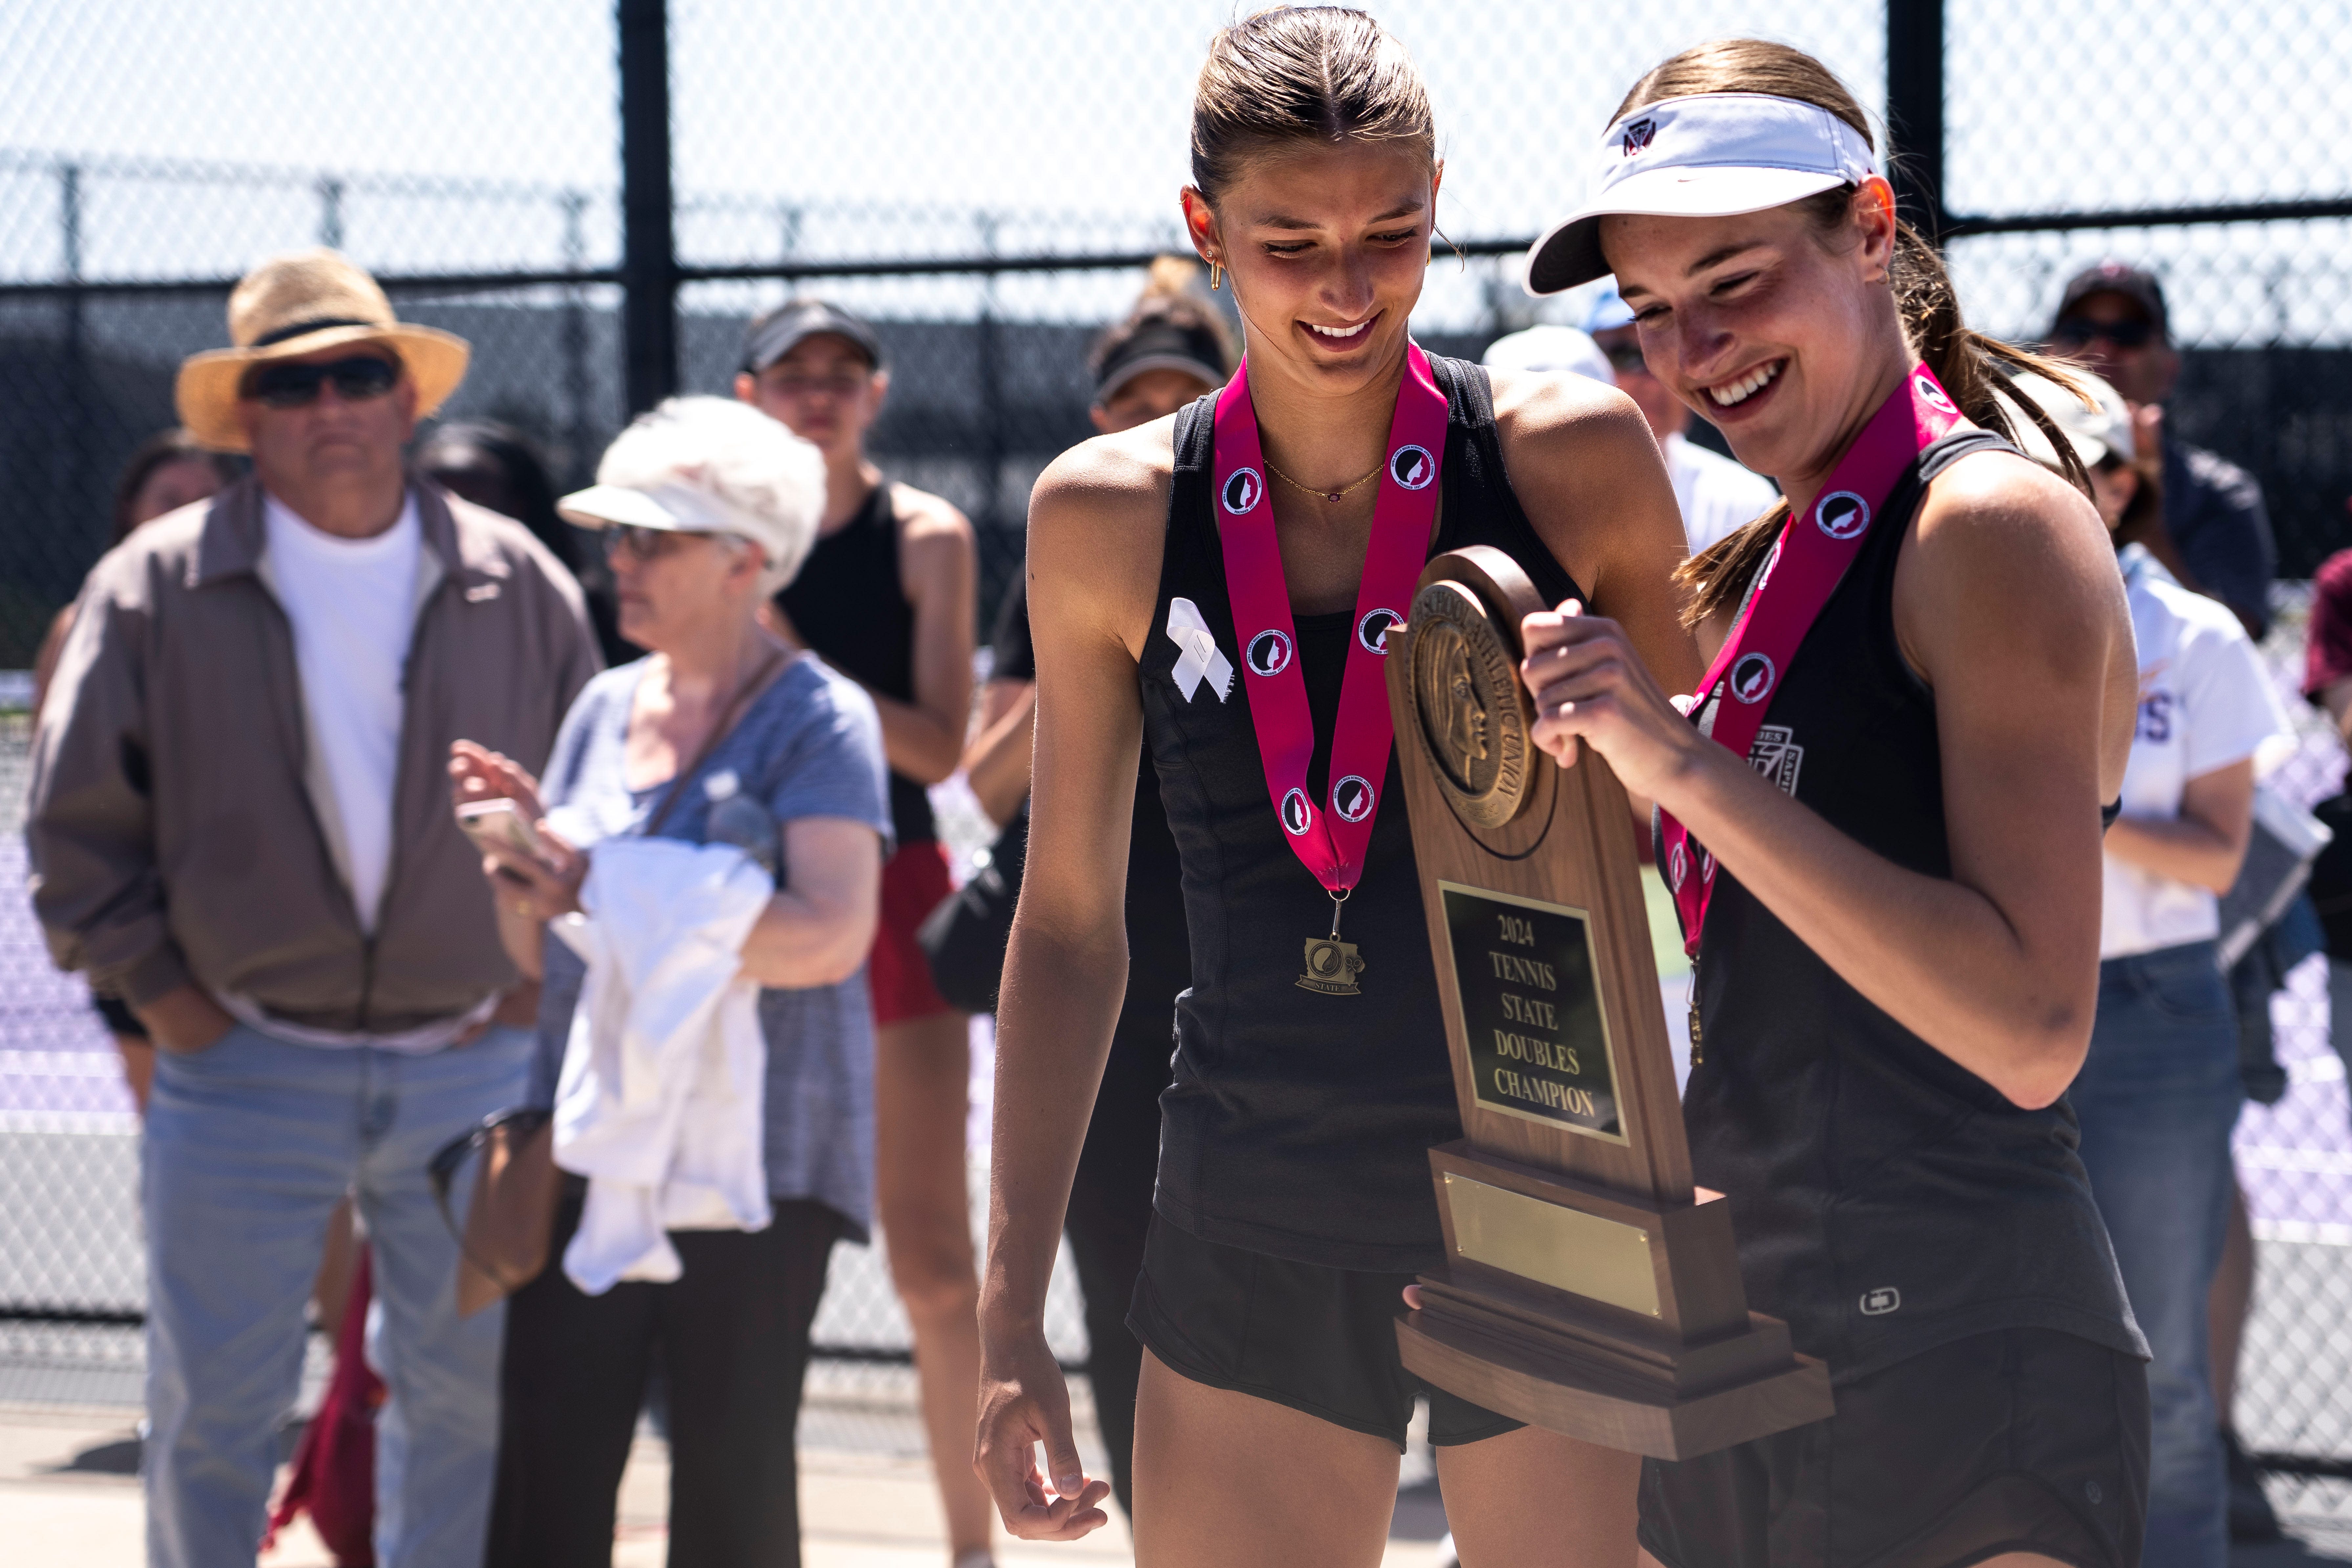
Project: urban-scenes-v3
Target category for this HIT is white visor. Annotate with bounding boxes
[558,481,747,539]
[1525,93,1880,296]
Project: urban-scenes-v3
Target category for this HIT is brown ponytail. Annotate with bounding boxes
[1189,7,1435,206]
[1617,41,2093,626]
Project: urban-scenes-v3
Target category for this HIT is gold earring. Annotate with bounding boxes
[1209,261,1223,292]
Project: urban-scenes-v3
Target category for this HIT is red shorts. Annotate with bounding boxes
[868,840,959,1026]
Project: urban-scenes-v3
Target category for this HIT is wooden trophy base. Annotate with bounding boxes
[1395,1144,1833,1460]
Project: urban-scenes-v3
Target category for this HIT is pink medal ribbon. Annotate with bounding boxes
[1213,341,1449,965]
[1661,362,1965,957]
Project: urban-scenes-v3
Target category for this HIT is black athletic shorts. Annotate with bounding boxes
[1639,1327,2150,1568]
[1126,1215,1521,1450]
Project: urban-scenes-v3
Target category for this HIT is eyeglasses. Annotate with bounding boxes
[602,524,698,560]
[1602,343,1650,376]
[242,355,403,409]
[758,370,873,399]
[2051,318,2157,351]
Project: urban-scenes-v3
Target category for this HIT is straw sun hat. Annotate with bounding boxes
[174,248,470,453]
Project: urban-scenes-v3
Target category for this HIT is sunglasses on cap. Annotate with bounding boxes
[240,354,403,409]
[2051,318,2158,351]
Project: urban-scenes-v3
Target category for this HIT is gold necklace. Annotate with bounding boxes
[1264,455,1384,505]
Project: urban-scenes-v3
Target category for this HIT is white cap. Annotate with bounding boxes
[1998,368,2137,472]
[1526,93,1880,296]
[1481,324,1614,387]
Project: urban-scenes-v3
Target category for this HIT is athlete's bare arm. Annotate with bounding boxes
[1522,449,2133,1110]
[974,419,1169,1541]
[874,483,976,786]
[1490,369,1704,696]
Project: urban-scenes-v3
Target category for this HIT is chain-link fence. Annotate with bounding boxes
[3,0,2351,1532]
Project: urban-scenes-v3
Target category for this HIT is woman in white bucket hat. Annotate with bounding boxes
[1513,40,2149,1568]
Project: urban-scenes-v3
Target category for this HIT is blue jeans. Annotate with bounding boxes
[142,1021,531,1568]
[2072,941,2241,1568]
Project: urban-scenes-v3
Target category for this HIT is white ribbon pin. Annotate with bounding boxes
[1166,597,1234,703]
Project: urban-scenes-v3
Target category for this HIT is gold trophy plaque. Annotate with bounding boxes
[1386,547,1833,1459]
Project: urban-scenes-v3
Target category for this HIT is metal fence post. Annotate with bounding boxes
[317,177,344,249]
[619,0,676,414]
[1884,0,1948,242]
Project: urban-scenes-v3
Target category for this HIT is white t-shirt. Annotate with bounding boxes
[263,492,423,933]
[1668,432,1779,556]
[2101,546,2286,959]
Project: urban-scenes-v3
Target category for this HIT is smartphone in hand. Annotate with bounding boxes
[457,799,552,870]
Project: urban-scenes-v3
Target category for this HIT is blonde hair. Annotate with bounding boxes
[1615,42,2090,624]
[1189,7,1434,205]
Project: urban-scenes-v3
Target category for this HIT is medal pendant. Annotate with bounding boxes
[1298,934,1365,995]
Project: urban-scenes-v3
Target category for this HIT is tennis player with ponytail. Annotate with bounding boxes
[977,9,1697,1564]
[1519,42,2150,1568]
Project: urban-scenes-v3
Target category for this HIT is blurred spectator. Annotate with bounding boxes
[2050,262,2277,638]
[460,397,886,1567]
[1583,281,1777,554]
[419,419,636,667]
[26,249,599,1568]
[31,427,237,1113]
[733,298,994,1560]
[2012,368,2283,1568]
[1480,321,1614,388]
[958,260,1231,1517]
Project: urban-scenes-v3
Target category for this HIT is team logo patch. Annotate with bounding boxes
[1221,468,1264,515]
[1912,369,1955,415]
[1749,725,1804,796]
[1357,607,1402,654]
[1245,629,1293,678]
[1666,841,1688,892]
[1389,444,1436,491]
[1621,117,1657,157]
[1814,490,1869,541]
[1280,787,1314,837]
[1332,774,1376,823]
[1729,651,1776,705]
[1860,1286,1902,1316]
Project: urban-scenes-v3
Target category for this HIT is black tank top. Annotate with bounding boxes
[1145,355,1581,1272]
[775,482,934,844]
[1691,429,2145,1383]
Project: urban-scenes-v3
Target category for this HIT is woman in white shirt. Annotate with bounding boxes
[2013,369,2284,1568]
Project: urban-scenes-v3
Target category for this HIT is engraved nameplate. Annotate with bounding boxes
[1437,882,1624,1143]
[1442,1171,1661,1318]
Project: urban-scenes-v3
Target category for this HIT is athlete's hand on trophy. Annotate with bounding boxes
[973,1331,1113,1539]
[1520,598,1702,800]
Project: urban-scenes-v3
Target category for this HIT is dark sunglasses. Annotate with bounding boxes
[1602,343,1650,376]
[2051,318,2158,351]
[241,354,402,409]
[602,523,706,560]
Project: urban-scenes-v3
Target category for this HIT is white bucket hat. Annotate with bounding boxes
[1526,93,1881,296]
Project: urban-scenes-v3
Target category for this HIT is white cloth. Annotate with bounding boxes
[1667,433,1779,556]
[550,837,775,1294]
[262,492,422,932]
[2102,547,2288,959]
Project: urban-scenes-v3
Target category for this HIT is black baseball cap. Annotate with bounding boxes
[2054,263,2169,338]
[741,298,884,375]
[1093,317,1228,405]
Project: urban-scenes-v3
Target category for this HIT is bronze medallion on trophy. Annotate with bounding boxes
[1384,546,1832,1459]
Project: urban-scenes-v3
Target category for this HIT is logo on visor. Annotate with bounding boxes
[1222,468,1264,515]
[1621,117,1658,157]
[1729,651,1777,705]
[1357,607,1402,654]
[1245,629,1294,678]
[1389,444,1436,491]
[1280,788,1314,837]
[1333,774,1376,823]
[1913,370,1956,415]
[1815,490,1870,541]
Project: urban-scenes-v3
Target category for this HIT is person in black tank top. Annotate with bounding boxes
[737,299,1000,1562]
[959,273,1235,1520]
[975,12,1699,1565]
[1519,44,2148,1568]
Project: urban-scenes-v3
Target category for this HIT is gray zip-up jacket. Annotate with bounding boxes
[27,472,600,1034]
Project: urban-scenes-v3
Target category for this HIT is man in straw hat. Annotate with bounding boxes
[28,248,600,1567]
